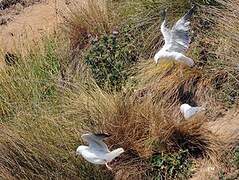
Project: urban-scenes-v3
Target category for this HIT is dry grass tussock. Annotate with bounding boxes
[212,0,239,104]
[188,0,239,105]
[0,116,112,179]
[131,60,223,119]
[0,67,227,179]
[207,0,239,64]
[63,0,116,50]
[62,82,226,179]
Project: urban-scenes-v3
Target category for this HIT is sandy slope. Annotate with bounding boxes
[191,109,239,180]
[210,109,239,138]
[0,0,67,68]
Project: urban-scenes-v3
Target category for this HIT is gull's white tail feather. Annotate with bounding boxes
[105,148,124,162]
[178,56,194,67]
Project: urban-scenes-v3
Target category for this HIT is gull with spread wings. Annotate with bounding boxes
[76,133,124,170]
[154,6,196,67]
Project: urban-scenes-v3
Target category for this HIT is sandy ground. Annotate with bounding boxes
[209,109,239,138]
[0,0,68,68]
[0,0,91,68]
[191,109,239,180]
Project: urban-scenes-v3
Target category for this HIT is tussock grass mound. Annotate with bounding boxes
[0,51,225,179]
[63,0,115,50]
[0,44,113,179]
[60,0,140,90]
[0,117,112,179]
[130,60,225,119]
[62,80,228,179]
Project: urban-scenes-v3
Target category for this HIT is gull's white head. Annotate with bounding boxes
[76,145,88,155]
[180,103,191,113]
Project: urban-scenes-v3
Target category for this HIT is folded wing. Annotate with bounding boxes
[81,133,110,153]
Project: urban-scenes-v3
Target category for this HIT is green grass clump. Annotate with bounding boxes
[0,113,113,179]
[0,39,59,119]
[0,39,113,179]
[234,146,239,168]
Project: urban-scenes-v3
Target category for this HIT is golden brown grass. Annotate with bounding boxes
[130,60,224,120]
[63,0,116,50]
[0,69,226,179]
[61,80,225,179]
[211,0,239,104]
[0,115,112,179]
[188,0,239,105]
[207,0,239,64]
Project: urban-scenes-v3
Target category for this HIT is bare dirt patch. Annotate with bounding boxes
[0,0,42,26]
[0,0,69,68]
[0,0,41,10]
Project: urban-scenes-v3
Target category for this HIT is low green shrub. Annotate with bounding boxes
[234,146,239,168]
[84,27,140,91]
[148,150,192,179]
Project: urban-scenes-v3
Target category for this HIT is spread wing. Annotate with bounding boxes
[161,9,172,47]
[165,5,196,53]
[81,133,110,152]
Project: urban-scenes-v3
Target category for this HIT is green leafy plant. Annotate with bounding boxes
[234,146,239,168]
[149,150,192,179]
[84,27,139,91]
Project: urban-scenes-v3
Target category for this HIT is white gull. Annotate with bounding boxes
[180,103,205,119]
[76,133,124,170]
[154,6,196,67]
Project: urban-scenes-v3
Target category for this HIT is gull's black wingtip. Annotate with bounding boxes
[191,4,197,11]
[160,8,167,20]
[184,4,197,19]
[189,3,198,13]
[94,133,111,138]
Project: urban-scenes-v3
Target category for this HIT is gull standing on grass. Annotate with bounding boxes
[154,6,196,67]
[180,103,206,119]
[76,133,124,170]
